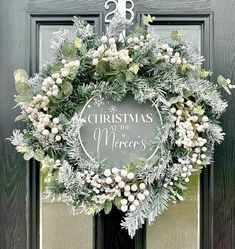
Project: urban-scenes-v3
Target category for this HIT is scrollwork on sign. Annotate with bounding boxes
[105,0,135,23]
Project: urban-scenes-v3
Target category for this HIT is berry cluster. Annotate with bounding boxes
[127,34,151,51]
[92,36,132,66]
[171,99,209,151]
[41,59,80,97]
[23,59,81,142]
[166,97,210,186]
[24,94,62,142]
[156,43,187,65]
[84,168,150,212]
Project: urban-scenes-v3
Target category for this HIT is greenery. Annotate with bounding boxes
[9,13,234,238]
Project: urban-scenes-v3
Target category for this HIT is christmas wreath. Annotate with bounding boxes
[9,14,234,237]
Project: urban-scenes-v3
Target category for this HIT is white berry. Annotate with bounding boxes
[124,185,131,192]
[127,37,133,44]
[112,168,119,175]
[202,147,207,152]
[109,38,115,45]
[170,107,176,114]
[53,118,60,124]
[161,44,169,50]
[92,58,99,65]
[74,60,80,67]
[202,116,209,123]
[104,169,111,177]
[128,195,135,202]
[133,199,140,207]
[131,184,138,192]
[176,110,182,116]
[121,205,128,212]
[121,199,128,205]
[139,183,146,190]
[127,172,135,180]
[185,178,190,182]
[115,175,122,183]
[51,127,58,134]
[101,36,108,43]
[137,193,145,201]
[61,70,69,77]
[55,135,61,141]
[118,181,125,189]
[105,177,112,184]
[121,169,128,177]
[42,129,49,136]
[129,205,136,212]
[143,190,149,196]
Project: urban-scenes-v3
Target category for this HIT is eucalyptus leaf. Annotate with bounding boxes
[16,146,29,153]
[14,69,28,83]
[15,115,28,122]
[217,75,225,84]
[171,31,182,41]
[133,25,144,36]
[223,85,231,95]
[50,96,59,104]
[129,63,139,75]
[126,71,134,82]
[59,113,69,125]
[52,62,64,73]
[142,14,156,26]
[61,80,73,96]
[55,91,63,99]
[114,197,122,208]
[104,200,112,214]
[218,75,231,94]
[96,60,110,75]
[61,42,77,58]
[15,93,33,103]
[169,96,183,104]
[74,37,83,49]
[23,150,34,161]
[23,132,33,140]
[197,69,211,79]
[112,59,127,71]
[79,45,87,55]
[34,149,45,162]
[15,82,29,94]
[116,72,126,82]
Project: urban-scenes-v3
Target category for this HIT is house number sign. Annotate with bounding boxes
[105,0,135,23]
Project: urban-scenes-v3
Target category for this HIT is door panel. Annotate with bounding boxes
[146,22,202,249]
[39,25,73,65]
[41,200,93,249]
[1,1,235,249]
[38,19,95,249]
[147,174,200,249]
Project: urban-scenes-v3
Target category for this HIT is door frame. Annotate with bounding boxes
[27,10,214,249]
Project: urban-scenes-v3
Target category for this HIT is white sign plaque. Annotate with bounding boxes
[79,95,159,167]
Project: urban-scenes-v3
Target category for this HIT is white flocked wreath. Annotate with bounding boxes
[9,14,234,237]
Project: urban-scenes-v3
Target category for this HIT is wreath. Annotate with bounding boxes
[9,14,234,237]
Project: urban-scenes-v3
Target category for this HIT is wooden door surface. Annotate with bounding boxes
[0,1,234,249]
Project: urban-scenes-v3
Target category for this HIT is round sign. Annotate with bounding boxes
[79,95,160,168]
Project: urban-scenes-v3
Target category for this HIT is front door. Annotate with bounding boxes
[0,1,234,249]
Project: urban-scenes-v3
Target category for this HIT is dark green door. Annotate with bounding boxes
[0,1,234,249]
